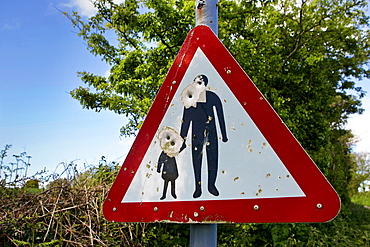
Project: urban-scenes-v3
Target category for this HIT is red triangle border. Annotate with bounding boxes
[103,26,340,223]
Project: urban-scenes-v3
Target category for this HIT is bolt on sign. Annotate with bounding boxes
[103,26,340,223]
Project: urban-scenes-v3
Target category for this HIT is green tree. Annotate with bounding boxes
[65,0,369,200]
[46,178,71,189]
[23,179,39,189]
[349,151,370,194]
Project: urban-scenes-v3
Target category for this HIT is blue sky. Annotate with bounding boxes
[0,0,133,178]
[0,0,369,181]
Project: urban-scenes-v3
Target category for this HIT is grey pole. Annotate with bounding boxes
[195,0,219,36]
[190,224,217,247]
[190,1,219,247]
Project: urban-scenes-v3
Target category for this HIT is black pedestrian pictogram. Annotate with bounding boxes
[157,151,178,200]
[179,74,228,198]
[156,127,183,200]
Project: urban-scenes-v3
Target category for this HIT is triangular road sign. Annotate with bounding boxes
[103,26,340,223]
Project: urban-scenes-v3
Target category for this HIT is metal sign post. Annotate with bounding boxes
[191,1,219,246]
[190,224,217,247]
[196,0,218,36]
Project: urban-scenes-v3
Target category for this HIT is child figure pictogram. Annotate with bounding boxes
[157,151,178,200]
[156,127,183,200]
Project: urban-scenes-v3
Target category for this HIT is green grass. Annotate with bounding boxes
[351,191,370,207]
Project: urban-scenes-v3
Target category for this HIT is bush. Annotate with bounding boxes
[23,179,39,189]
[0,163,369,246]
[351,191,370,207]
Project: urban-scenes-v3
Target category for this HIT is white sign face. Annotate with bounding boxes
[122,48,305,203]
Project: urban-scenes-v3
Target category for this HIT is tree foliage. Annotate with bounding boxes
[66,0,369,134]
[65,0,369,201]
[66,0,194,136]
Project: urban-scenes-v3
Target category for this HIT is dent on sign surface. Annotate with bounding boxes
[122,48,305,203]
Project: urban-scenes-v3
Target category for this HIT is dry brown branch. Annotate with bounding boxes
[0,163,159,246]
[44,187,63,242]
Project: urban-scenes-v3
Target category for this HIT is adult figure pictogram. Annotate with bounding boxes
[180,74,228,198]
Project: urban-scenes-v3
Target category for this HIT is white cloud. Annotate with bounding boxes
[62,0,97,17]
[1,19,21,30]
[347,96,370,153]
[62,0,124,17]
[104,68,111,78]
[112,0,124,4]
